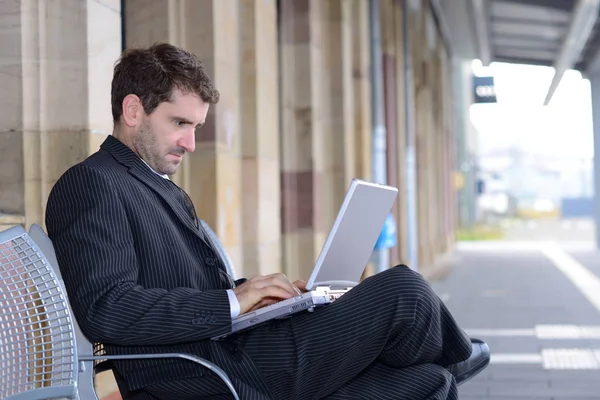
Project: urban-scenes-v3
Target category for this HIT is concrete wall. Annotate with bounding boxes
[0,0,460,396]
[0,0,121,228]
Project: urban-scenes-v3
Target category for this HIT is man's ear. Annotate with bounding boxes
[121,94,143,127]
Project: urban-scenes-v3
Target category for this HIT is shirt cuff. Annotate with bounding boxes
[226,289,240,318]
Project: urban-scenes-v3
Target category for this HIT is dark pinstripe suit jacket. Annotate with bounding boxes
[46,135,272,397]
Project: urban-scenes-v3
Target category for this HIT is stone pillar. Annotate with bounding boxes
[0,0,26,218]
[340,0,357,186]
[428,12,454,256]
[438,39,454,252]
[411,2,428,269]
[239,0,281,277]
[279,0,320,281]
[351,0,372,182]
[314,0,356,241]
[0,0,121,229]
[589,75,600,249]
[351,0,376,278]
[380,0,400,265]
[425,2,443,264]
[412,0,437,271]
[125,0,244,275]
[429,35,443,257]
[182,0,244,275]
[391,0,409,265]
[279,0,355,281]
[124,0,189,187]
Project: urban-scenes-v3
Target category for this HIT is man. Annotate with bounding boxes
[46,42,489,400]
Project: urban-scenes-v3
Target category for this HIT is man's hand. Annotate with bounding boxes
[232,273,308,315]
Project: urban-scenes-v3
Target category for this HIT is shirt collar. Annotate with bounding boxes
[141,159,169,180]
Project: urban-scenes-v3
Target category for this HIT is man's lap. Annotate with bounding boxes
[140,266,468,400]
[236,265,465,399]
[239,265,423,362]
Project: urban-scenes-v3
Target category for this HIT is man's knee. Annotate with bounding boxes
[364,265,437,311]
[371,264,429,289]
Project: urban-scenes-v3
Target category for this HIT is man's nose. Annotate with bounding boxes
[179,129,196,153]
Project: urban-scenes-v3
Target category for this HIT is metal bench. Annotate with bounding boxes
[0,224,240,400]
[1,222,486,399]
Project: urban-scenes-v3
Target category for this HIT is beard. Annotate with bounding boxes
[133,119,184,176]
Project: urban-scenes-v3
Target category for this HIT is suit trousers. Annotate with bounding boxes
[144,265,472,400]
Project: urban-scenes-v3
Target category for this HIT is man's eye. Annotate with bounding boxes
[175,120,186,126]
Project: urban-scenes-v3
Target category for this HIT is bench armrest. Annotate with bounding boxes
[79,353,239,400]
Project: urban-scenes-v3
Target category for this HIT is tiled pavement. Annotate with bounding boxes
[430,241,600,399]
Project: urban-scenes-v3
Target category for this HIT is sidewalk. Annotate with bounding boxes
[431,241,600,399]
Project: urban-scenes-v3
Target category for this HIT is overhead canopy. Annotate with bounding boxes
[436,0,600,105]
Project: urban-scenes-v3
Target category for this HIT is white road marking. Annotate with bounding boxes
[464,326,600,369]
[457,241,545,251]
[577,220,593,230]
[456,240,597,252]
[466,328,536,337]
[536,325,600,339]
[542,349,600,370]
[491,353,542,364]
[540,243,600,313]
[488,350,600,369]
[466,325,600,339]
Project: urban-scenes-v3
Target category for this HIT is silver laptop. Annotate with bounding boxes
[212,178,398,339]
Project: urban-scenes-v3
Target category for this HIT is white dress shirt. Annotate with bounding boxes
[141,159,240,318]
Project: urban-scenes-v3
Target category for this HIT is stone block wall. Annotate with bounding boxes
[0,0,459,396]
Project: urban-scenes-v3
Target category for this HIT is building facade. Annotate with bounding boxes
[1,0,458,284]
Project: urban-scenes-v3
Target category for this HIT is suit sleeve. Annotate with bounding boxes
[234,278,248,286]
[45,164,232,346]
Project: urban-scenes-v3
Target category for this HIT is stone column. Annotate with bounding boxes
[429,35,443,256]
[314,0,356,241]
[380,0,400,265]
[438,39,454,252]
[588,74,600,249]
[279,0,355,280]
[125,0,244,274]
[182,0,244,275]
[0,0,27,219]
[239,0,281,277]
[279,0,320,281]
[352,0,376,279]
[430,13,454,256]
[0,0,121,229]
[391,0,409,265]
[412,0,436,270]
[124,0,189,187]
[351,0,372,182]
[443,51,457,249]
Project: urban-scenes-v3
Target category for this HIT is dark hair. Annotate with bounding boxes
[111,42,220,123]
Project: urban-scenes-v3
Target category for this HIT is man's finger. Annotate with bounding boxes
[249,297,280,311]
[292,284,302,295]
[261,286,295,301]
[263,276,298,297]
[293,280,308,292]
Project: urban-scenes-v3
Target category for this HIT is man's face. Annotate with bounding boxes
[133,90,209,176]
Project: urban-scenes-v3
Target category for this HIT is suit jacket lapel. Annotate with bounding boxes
[100,135,211,247]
